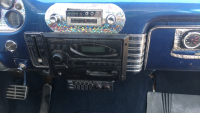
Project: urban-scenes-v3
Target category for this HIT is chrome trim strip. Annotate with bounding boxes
[171,52,200,59]
[144,25,200,70]
[129,34,146,37]
[126,69,142,72]
[127,65,143,68]
[128,46,145,50]
[129,41,146,44]
[127,34,146,73]
[127,59,143,63]
[128,52,144,57]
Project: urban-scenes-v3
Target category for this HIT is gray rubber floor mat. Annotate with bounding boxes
[146,92,200,113]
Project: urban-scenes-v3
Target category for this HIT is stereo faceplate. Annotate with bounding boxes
[45,3,126,33]
[42,33,129,81]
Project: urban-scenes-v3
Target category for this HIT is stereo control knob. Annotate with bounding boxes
[104,84,111,90]
[106,14,116,25]
[52,52,63,63]
[96,84,102,89]
[50,14,61,23]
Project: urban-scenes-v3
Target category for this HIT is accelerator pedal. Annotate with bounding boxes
[39,84,52,113]
[6,69,28,100]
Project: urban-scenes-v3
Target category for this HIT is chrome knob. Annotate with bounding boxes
[52,52,63,63]
[58,72,62,76]
[104,84,111,90]
[96,84,102,89]
[106,15,116,24]
[50,14,61,23]
[5,40,17,52]
[17,63,26,73]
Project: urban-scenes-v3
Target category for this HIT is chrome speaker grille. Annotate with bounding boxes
[127,34,146,73]
[6,85,28,100]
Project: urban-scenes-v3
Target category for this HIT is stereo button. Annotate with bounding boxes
[62,45,67,50]
[111,71,118,75]
[96,84,102,89]
[104,84,111,90]
[90,12,94,16]
[50,44,55,49]
[85,85,88,90]
[77,85,80,90]
[56,45,61,50]
[81,85,84,90]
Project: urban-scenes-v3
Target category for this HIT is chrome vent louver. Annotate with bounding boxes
[127,34,146,73]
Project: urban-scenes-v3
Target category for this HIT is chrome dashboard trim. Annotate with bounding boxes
[45,3,126,33]
[144,25,200,70]
[0,0,25,33]
[127,34,146,73]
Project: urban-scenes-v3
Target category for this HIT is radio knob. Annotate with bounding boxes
[52,52,63,63]
[96,84,102,89]
[104,84,111,90]
[50,14,61,23]
[106,14,116,25]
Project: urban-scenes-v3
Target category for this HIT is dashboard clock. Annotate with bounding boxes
[183,32,200,49]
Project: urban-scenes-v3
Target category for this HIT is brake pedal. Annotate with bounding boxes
[6,85,28,100]
[6,70,28,100]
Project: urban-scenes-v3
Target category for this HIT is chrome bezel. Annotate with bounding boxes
[5,10,23,28]
[45,3,126,33]
[0,0,14,10]
[183,32,200,49]
[144,25,200,70]
[0,0,25,33]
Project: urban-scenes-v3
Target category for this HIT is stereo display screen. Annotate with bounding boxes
[81,46,105,53]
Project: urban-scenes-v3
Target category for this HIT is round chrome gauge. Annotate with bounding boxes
[5,11,23,28]
[183,32,200,49]
[0,0,14,9]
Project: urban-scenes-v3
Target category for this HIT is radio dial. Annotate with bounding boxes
[104,84,111,90]
[50,14,61,23]
[106,14,116,25]
[52,52,63,63]
[96,84,102,89]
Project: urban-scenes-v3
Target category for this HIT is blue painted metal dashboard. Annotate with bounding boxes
[0,0,200,72]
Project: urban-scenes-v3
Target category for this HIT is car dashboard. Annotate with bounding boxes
[0,0,200,91]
